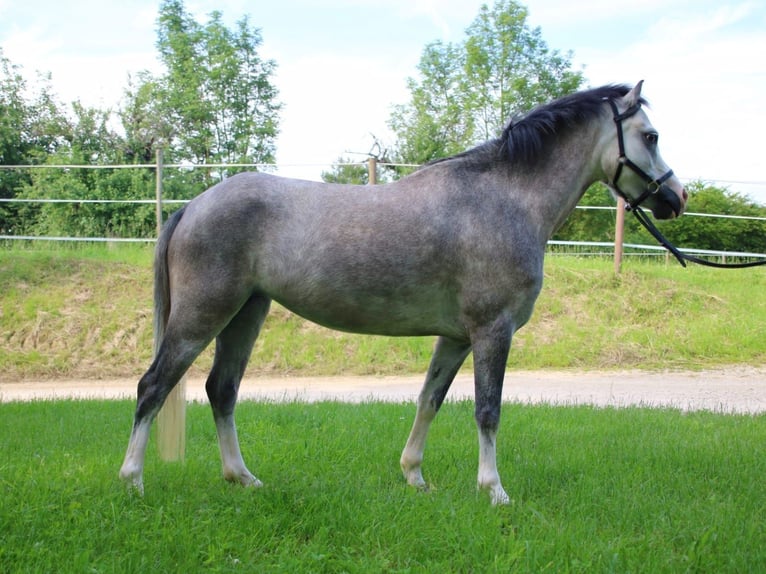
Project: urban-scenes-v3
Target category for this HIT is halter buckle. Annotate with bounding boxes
[647,180,662,195]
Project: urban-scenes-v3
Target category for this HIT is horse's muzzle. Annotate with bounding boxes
[648,184,685,219]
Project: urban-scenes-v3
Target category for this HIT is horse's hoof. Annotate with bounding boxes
[488,487,511,506]
[244,477,264,489]
[121,475,144,496]
[224,469,263,488]
[401,466,427,490]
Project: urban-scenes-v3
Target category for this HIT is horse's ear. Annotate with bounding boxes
[624,80,645,106]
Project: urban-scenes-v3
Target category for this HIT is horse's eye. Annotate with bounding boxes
[644,132,659,145]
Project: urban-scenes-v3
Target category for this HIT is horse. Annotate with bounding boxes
[120,82,687,504]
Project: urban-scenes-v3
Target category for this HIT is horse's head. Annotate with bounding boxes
[602,81,687,219]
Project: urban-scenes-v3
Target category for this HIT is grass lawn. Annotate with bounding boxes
[1,399,765,573]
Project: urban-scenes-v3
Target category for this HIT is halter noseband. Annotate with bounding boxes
[606,98,675,211]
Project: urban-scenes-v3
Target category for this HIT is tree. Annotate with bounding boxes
[1,1,282,238]
[120,71,173,164]
[127,0,281,188]
[388,0,583,168]
[0,52,29,177]
[16,99,158,239]
[0,49,70,232]
[0,50,30,233]
[463,1,582,140]
[388,41,469,169]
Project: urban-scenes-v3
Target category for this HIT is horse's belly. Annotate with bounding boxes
[272,292,465,339]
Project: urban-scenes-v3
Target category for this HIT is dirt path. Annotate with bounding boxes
[2,367,765,413]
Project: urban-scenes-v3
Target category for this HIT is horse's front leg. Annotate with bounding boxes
[401,336,471,489]
[471,317,513,505]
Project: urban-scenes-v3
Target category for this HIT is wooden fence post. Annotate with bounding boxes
[614,196,626,274]
[368,157,377,185]
[155,148,164,236]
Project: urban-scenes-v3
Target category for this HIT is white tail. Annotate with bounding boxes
[151,210,187,462]
[157,376,186,461]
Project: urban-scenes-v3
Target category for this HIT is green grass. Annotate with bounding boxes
[1,399,765,572]
[1,243,765,380]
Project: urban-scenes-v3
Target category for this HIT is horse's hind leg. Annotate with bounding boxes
[401,336,471,490]
[205,294,271,487]
[120,332,209,494]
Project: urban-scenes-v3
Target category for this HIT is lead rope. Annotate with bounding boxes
[630,205,766,269]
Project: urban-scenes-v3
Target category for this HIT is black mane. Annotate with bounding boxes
[501,84,640,169]
[422,84,643,173]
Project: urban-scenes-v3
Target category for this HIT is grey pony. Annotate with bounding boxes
[120,82,687,504]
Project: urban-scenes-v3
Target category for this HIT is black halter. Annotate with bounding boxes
[606,98,766,269]
[606,98,675,211]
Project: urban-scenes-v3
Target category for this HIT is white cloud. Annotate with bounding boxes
[526,0,679,26]
[391,0,483,40]
[574,3,766,200]
[272,51,410,179]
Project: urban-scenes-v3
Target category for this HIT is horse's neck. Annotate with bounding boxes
[517,128,605,240]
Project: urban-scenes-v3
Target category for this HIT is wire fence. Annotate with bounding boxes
[2,159,766,264]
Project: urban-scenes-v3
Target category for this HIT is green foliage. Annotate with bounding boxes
[0,51,69,165]
[463,0,583,140]
[553,181,766,255]
[0,51,32,202]
[120,71,173,164]
[654,181,766,252]
[388,0,584,168]
[389,41,469,168]
[12,101,158,238]
[321,158,369,185]
[0,49,70,232]
[16,164,157,238]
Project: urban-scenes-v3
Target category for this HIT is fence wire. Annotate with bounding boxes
[2,161,765,262]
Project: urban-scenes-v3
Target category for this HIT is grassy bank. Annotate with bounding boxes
[1,399,764,572]
[1,243,765,380]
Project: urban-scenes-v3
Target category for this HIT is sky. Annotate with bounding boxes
[1,0,765,203]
